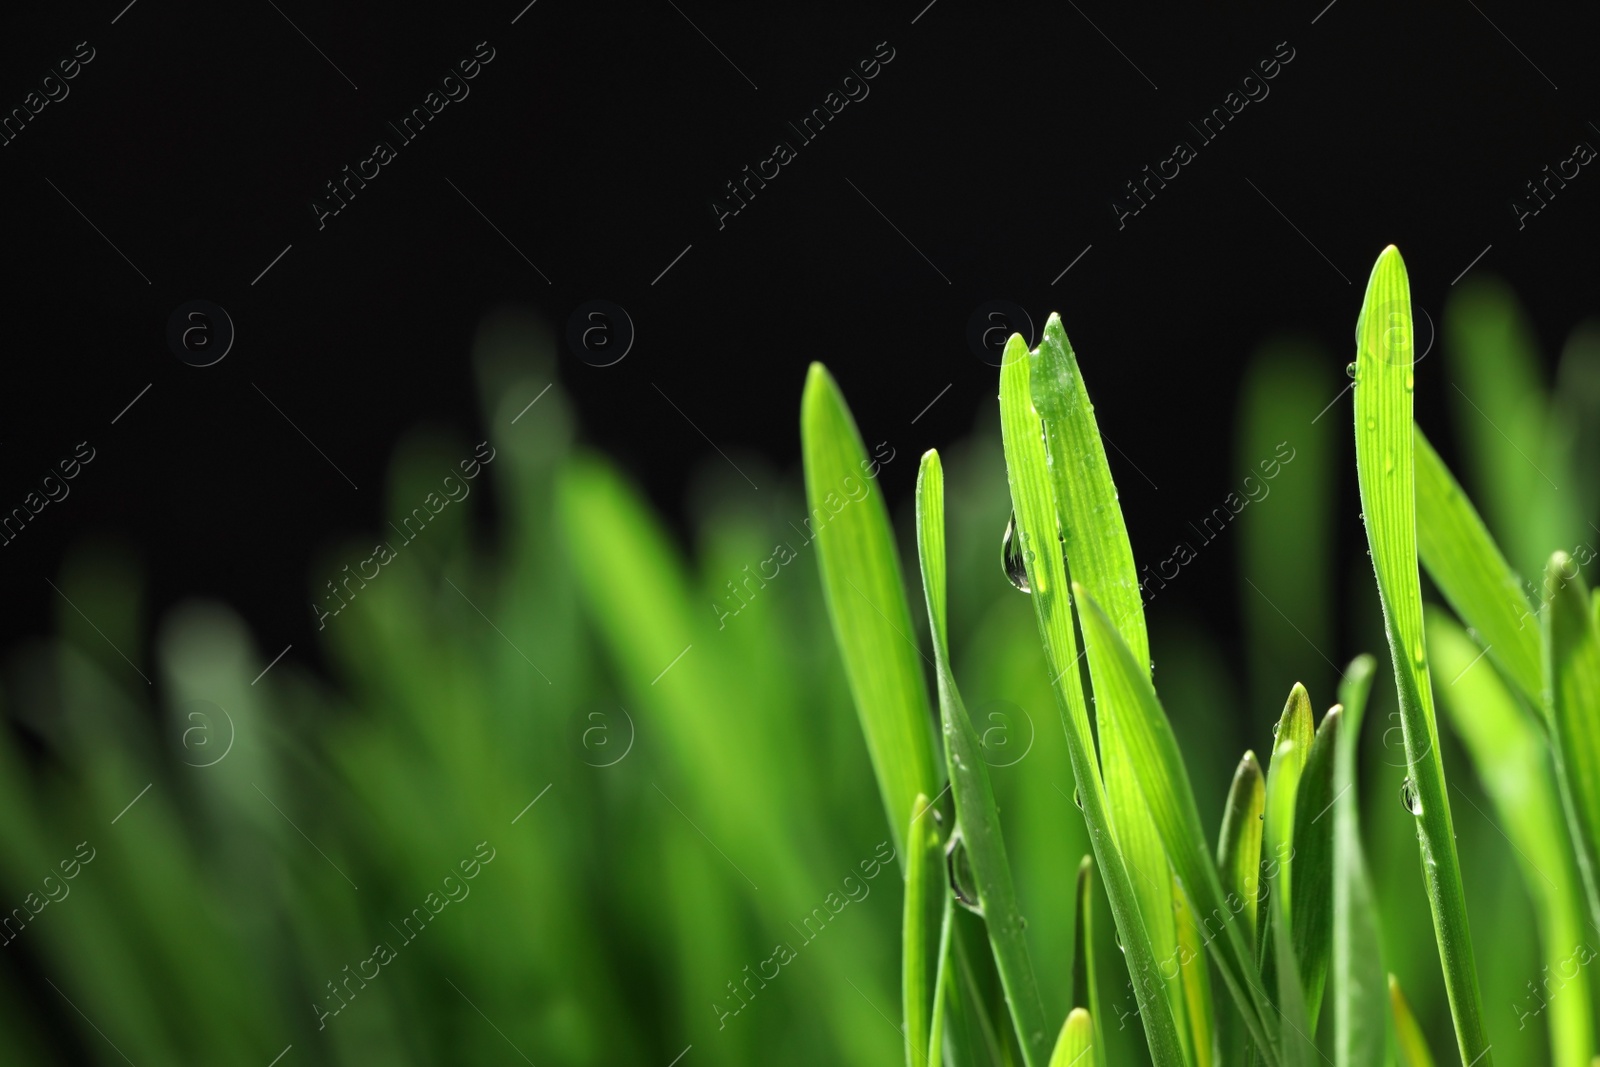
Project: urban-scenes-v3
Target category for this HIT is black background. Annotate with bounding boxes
[0,0,1594,676]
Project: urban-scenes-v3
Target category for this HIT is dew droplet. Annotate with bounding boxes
[1345,361,1358,380]
[1114,928,1125,953]
[1366,417,1377,432]
[1002,511,1032,594]
[1400,778,1423,816]
[945,830,984,916]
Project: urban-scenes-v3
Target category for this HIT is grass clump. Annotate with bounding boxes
[804,245,1600,1065]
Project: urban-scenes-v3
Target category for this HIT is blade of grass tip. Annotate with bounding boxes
[1331,654,1388,1067]
[905,792,945,1067]
[1216,751,1265,1067]
[927,893,955,1067]
[1430,607,1593,1067]
[1414,426,1542,706]
[1256,686,1315,978]
[996,334,1188,1067]
[1049,1007,1096,1067]
[802,363,941,862]
[1389,975,1438,1067]
[1028,317,1194,1056]
[1073,584,1281,1067]
[1264,737,1315,1067]
[1219,753,1266,954]
[1289,703,1340,1031]
[915,450,1051,1067]
[1352,245,1492,1065]
[1543,552,1600,937]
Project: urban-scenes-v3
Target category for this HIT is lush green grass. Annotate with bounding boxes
[1,257,1597,1064]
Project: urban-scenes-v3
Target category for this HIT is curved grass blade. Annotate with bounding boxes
[1414,426,1542,705]
[905,792,945,1067]
[1430,608,1593,1067]
[801,363,941,860]
[1289,705,1340,1030]
[1264,737,1315,1067]
[1332,656,1387,1067]
[915,450,1051,1067]
[1049,1007,1096,1067]
[1073,584,1279,1066]
[1389,975,1438,1067]
[1216,751,1265,1067]
[1543,552,1600,937]
[997,334,1188,1067]
[1029,313,1198,1061]
[1351,245,1491,1065]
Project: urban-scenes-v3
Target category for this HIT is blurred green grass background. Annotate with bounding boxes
[0,282,1594,1064]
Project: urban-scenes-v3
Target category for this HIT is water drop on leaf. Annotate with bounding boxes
[1001,511,1031,594]
[945,830,984,916]
[1400,778,1423,816]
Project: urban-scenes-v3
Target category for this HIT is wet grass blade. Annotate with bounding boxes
[801,363,941,860]
[1351,245,1491,1065]
[1389,975,1438,1067]
[1049,1008,1095,1067]
[997,334,1188,1067]
[927,894,955,1067]
[904,792,944,1067]
[1332,656,1387,1067]
[1074,585,1279,1066]
[1543,552,1600,936]
[915,450,1051,1067]
[1430,608,1594,1067]
[1414,426,1542,705]
[1029,317,1192,1054]
[1216,751,1264,1067]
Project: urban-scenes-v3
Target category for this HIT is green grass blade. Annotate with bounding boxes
[1173,871,1215,1067]
[915,450,1051,1067]
[997,334,1188,1067]
[802,363,941,859]
[1218,752,1266,951]
[1414,426,1542,704]
[1049,1008,1096,1067]
[928,894,955,1067]
[1073,585,1279,1066]
[1430,607,1594,1067]
[1332,656,1388,1067]
[1389,975,1438,1067]
[1028,314,1194,1058]
[1073,857,1111,1067]
[1257,686,1314,984]
[1351,245,1492,1065]
[905,792,944,1067]
[1215,751,1264,1067]
[1543,552,1600,936]
[1289,705,1340,1030]
[1264,737,1315,1067]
